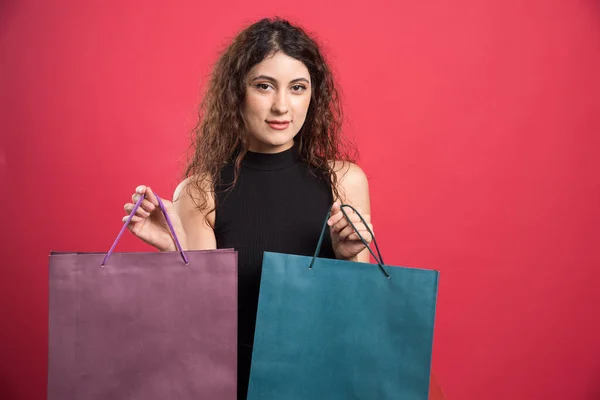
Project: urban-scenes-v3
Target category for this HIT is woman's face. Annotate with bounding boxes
[242,52,312,153]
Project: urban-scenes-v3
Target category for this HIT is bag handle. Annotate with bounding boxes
[101,193,189,266]
[309,204,390,279]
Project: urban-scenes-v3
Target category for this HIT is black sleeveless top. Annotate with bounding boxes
[213,144,336,348]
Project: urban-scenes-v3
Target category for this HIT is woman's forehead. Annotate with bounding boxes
[248,52,310,83]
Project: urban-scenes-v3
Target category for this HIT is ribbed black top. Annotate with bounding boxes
[213,143,336,398]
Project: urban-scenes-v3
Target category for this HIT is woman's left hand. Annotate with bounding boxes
[328,201,373,261]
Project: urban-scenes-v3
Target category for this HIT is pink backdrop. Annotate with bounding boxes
[1,0,599,399]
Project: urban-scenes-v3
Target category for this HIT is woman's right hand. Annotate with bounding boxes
[123,185,185,252]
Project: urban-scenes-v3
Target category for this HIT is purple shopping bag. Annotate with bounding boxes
[47,194,237,400]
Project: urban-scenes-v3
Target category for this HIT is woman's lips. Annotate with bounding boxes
[266,121,290,130]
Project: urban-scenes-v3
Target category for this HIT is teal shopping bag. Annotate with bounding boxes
[248,205,439,400]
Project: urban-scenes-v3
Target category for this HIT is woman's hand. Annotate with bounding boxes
[123,185,186,252]
[328,201,373,261]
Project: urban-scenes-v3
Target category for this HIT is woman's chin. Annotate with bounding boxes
[248,135,296,152]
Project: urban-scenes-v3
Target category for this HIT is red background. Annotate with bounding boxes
[1,0,599,399]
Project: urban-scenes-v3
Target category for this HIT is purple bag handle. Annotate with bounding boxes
[101,193,189,266]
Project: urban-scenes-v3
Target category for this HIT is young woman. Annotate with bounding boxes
[123,18,375,399]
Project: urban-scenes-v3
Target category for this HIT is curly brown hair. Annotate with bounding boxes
[184,17,357,212]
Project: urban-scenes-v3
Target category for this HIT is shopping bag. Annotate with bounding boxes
[248,204,439,399]
[47,194,238,400]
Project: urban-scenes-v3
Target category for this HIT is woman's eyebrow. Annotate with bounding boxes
[251,75,310,84]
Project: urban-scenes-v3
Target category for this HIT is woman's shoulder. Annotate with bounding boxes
[328,160,368,187]
[327,160,369,202]
[173,176,207,201]
[172,175,216,220]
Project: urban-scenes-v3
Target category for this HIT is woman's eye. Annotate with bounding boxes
[256,83,272,91]
[291,85,306,92]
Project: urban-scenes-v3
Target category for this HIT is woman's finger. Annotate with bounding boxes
[124,202,151,218]
[331,217,347,234]
[327,201,343,226]
[144,186,160,207]
[132,185,146,202]
[122,215,143,223]
[339,219,373,240]
[130,194,156,212]
[328,211,344,227]
[347,230,373,242]
[139,199,156,213]
[332,212,361,234]
[132,185,160,208]
[338,223,363,240]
